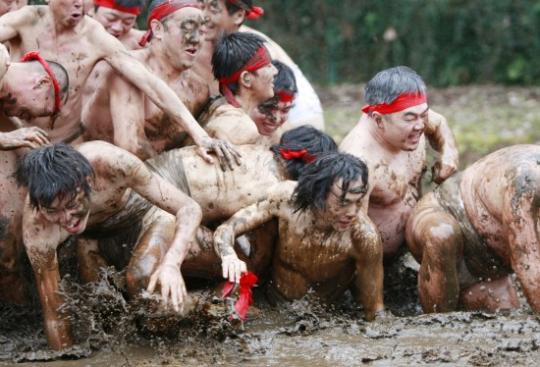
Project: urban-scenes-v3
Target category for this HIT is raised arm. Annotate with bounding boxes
[93,26,240,169]
[214,182,294,282]
[0,6,31,42]
[351,210,385,320]
[22,205,73,350]
[424,109,459,184]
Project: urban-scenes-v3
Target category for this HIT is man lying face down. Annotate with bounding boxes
[17,142,202,350]
[73,126,338,299]
[0,48,69,150]
[213,152,385,320]
[407,145,540,314]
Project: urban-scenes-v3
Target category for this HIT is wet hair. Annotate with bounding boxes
[225,0,252,15]
[292,152,368,213]
[364,66,426,105]
[258,60,297,111]
[95,0,144,12]
[146,0,198,27]
[16,144,94,209]
[212,32,266,94]
[27,60,70,105]
[270,125,337,180]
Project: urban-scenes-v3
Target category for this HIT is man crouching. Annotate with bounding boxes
[214,152,384,320]
[16,142,201,350]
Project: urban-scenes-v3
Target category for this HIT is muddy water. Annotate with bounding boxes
[2,254,540,367]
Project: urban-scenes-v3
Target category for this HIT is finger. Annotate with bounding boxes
[197,147,214,164]
[35,130,50,144]
[22,141,38,149]
[240,262,247,276]
[147,272,158,293]
[226,143,242,166]
[30,134,48,146]
[219,143,234,171]
[222,261,228,279]
[170,284,179,312]
[179,283,187,314]
[212,144,227,171]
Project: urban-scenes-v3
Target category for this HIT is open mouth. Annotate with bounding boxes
[70,13,82,21]
[185,47,198,56]
[65,218,82,234]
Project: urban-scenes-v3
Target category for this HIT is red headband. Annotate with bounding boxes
[279,148,315,163]
[94,0,141,15]
[276,90,295,103]
[227,0,264,20]
[222,271,258,320]
[218,46,271,107]
[361,92,427,115]
[138,0,201,46]
[20,51,62,115]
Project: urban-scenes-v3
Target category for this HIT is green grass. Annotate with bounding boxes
[321,84,540,167]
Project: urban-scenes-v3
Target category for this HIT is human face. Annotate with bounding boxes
[94,7,137,38]
[0,0,18,17]
[248,62,278,105]
[48,0,85,28]
[159,7,204,70]
[320,177,367,232]
[201,0,237,41]
[252,97,294,136]
[1,66,57,119]
[378,103,429,151]
[39,188,91,235]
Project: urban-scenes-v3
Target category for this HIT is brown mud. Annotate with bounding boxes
[1,251,539,366]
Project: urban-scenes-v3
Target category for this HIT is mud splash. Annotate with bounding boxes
[2,253,540,366]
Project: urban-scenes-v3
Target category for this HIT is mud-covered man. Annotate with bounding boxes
[213,153,384,319]
[200,0,325,129]
[0,0,235,164]
[17,142,202,350]
[83,0,219,161]
[340,66,459,257]
[407,145,540,314]
[202,31,281,146]
[93,0,145,50]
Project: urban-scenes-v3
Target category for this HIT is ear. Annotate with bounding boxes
[371,112,385,129]
[150,19,165,40]
[239,70,251,88]
[86,175,95,191]
[232,9,245,27]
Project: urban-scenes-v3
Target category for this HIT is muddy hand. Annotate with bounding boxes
[147,263,188,313]
[0,127,50,150]
[222,254,247,283]
[197,137,242,171]
[432,160,457,185]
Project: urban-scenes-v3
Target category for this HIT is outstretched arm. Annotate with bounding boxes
[214,182,294,282]
[0,6,30,42]
[424,109,459,184]
[22,205,73,350]
[351,211,385,320]
[110,144,202,312]
[93,26,240,169]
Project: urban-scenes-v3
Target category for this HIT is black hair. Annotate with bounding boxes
[16,144,94,209]
[225,0,253,15]
[212,31,266,94]
[364,66,426,105]
[273,60,297,95]
[270,125,337,180]
[292,152,369,213]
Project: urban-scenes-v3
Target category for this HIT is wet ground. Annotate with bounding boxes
[2,253,540,367]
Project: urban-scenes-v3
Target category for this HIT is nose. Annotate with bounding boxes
[110,20,123,33]
[270,63,278,77]
[73,0,82,9]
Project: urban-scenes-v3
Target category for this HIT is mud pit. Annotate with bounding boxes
[1,254,540,366]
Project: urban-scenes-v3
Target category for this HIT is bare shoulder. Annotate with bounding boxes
[3,5,43,25]
[77,140,134,166]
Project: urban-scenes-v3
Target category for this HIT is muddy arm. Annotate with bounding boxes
[22,211,72,350]
[0,7,30,42]
[109,74,156,159]
[503,178,540,312]
[424,110,459,184]
[351,211,385,320]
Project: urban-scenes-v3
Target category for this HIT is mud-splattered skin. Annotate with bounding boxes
[0,4,209,149]
[340,108,458,257]
[406,145,540,313]
[21,141,201,350]
[214,181,384,320]
[82,8,212,159]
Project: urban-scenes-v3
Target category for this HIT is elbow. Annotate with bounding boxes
[180,199,202,226]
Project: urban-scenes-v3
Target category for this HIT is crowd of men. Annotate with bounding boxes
[0,0,539,353]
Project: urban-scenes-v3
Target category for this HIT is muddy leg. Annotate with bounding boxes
[406,193,463,313]
[76,237,108,283]
[460,275,519,311]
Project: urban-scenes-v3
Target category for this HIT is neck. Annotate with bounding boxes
[235,91,259,115]
[148,42,185,82]
[363,114,401,154]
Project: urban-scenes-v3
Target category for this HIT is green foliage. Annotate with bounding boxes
[252,0,540,86]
